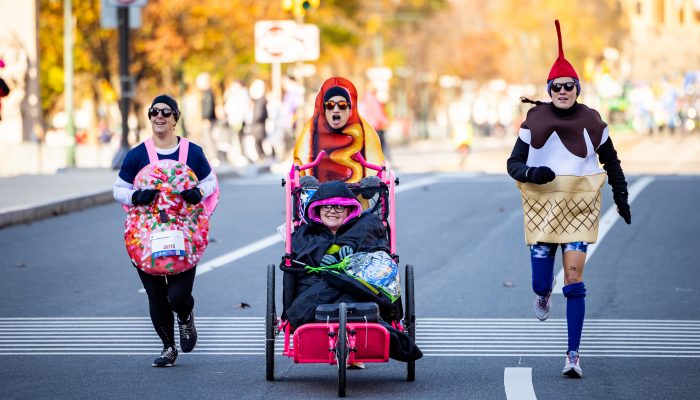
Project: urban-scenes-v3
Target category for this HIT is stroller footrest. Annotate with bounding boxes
[314,302,380,323]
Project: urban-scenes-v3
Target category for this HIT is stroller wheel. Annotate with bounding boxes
[405,264,416,382]
[266,264,276,381]
[337,302,347,397]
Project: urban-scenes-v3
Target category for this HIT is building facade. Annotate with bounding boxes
[623,0,700,80]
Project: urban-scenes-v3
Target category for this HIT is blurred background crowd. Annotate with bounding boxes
[1,0,699,175]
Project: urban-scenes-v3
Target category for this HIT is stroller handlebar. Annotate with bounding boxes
[351,152,384,172]
[296,151,326,171]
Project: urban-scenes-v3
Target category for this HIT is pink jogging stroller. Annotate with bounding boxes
[265,151,416,397]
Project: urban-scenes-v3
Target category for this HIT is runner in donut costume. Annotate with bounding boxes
[293,76,385,183]
[113,94,219,368]
[506,21,631,378]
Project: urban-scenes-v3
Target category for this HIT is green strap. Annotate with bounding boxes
[304,256,350,274]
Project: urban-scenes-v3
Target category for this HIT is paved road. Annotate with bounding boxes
[1,172,699,399]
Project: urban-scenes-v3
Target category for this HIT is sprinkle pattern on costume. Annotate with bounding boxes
[124,160,210,275]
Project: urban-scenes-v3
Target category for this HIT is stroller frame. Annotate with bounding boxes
[265,151,416,397]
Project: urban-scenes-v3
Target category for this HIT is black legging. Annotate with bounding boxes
[137,267,196,348]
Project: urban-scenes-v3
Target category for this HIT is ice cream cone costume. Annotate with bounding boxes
[516,21,609,245]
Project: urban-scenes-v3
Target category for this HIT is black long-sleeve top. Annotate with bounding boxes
[507,137,628,193]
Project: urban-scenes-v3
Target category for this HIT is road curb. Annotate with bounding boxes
[0,168,249,230]
[0,190,115,229]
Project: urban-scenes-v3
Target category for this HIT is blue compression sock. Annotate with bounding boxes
[563,282,586,352]
[530,245,555,296]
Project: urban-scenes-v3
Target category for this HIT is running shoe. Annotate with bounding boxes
[534,278,556,321]
[152,346,178,367]
[178,312,198,353]
[347,362,365,369]
[562,350,583,378]
[534,294,552,321]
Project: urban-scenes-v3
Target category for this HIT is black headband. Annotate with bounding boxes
[149,94,180,121]
[323,86,350,104]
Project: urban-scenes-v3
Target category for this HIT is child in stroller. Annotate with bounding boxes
[283,179,421,365]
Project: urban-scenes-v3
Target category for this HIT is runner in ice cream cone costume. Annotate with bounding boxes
[293,76,385,183]
[506,21,632,378]
[113,94,219,367]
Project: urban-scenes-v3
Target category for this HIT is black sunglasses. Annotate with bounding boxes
[551,82,576,93]
[324,100,351,110]
[320,205,348,212]
[148,108,175,118]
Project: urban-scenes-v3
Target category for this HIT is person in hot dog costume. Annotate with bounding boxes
[506,21,631,378]
[113,94,218,368]
[294,77,385,183]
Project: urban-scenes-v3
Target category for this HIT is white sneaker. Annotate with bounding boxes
[534,277,556,321]
[534,294,551,321]
[562,351,583,378]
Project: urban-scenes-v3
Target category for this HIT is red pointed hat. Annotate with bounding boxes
[547,20,578,82]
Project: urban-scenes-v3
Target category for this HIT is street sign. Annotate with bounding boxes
[101,0,141,29]
[108,0,147,6]
[255,20,298,63]
[254,21,319,64]
[295,24,320,62]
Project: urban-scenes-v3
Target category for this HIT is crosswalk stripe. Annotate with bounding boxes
[0,317,698,357]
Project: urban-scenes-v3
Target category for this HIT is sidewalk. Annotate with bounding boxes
[1,133,699,229]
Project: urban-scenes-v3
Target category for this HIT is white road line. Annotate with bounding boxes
[1,318,697,356]
[553,176,654,294]
[195,234,282,276]
[504,368,537,400]
[394,175,439,193]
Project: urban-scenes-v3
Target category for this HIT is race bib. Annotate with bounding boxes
[150,230,186,258]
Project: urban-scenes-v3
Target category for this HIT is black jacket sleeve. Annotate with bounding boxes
[507,138,530,183]
[347,214,390,254]
[596,138,628,193]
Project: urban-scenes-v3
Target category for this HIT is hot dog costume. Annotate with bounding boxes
[293,77,385,183]
[507,21,628,245]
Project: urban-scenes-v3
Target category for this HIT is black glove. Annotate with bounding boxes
[359,176,382,188]
[528,166,556,184]
[131,189,158,206]
[613,191,631,224]
[338,245,354,260]
[359,176,382,199]
[299,175,320,188]
[320,254,339,266]
[181,188,204,205]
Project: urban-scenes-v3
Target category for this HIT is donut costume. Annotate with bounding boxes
[122,138,219,275]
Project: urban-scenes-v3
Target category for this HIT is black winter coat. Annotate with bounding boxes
[290,180,389,268]
[291,215,389,267]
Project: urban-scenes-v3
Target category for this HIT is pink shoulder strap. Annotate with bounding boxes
[145,137,188,164]
[177,138,190,164]
[178,137,189,164]
[144,138,159,164]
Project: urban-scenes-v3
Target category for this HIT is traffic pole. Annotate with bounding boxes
[63,0,75,166]
[112,6,131,169]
